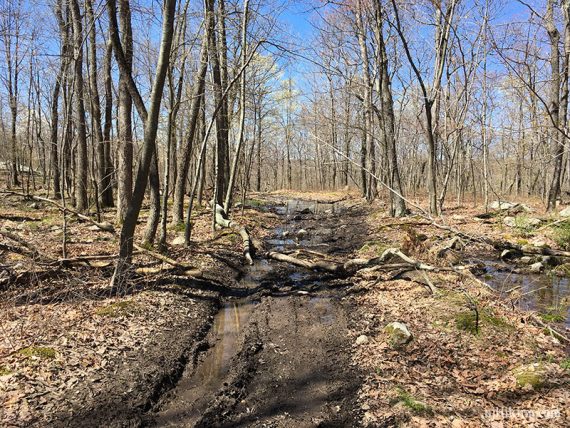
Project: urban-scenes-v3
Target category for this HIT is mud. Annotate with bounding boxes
[146,198,368,427]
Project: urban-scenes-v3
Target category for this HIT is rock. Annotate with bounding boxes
[355,335,369,345]
[541,255,559,266]
[500,249,519,260]
[281,231,290,238]
[292,214,302,221]
[560,206,570,217]
[172,235,186,246]
[490,200,517,210]
[519,256,533,264]
[529,262,544,273]
[503,216,516,227]
[527,217,542,226]
[513,362,557,390]
[384,322,412,348]
[297,229,308,239]
[28,202,40,209]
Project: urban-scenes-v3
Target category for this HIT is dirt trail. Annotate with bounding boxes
[148,198,365,427]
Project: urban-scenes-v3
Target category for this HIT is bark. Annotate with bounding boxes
[547,0,566,211]
[116,0,134,221]
[70,0,88,212]
[86,0,107,209]
[224,0,250,213]
[172,27,209,225]
[207,0,229,206]
[102,37,114,207]
[49,0,68,199]
[108,0,177,288]
[372,1,406,216]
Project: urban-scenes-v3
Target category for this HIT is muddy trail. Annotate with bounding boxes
[145,198,367,427]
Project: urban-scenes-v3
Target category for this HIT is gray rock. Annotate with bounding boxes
[528,218,542,226]
[503,216,516,227]
[281,231,290,238]
[384,322,412,348]
[172,235,186,246]
[490,201,517,210]
[297,229,308,239]
[529,262,544,273]
[560,206,570,217]
[520,256,533,264]
[355,335,369,345]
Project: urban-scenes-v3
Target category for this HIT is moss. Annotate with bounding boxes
[245,198,268,207]
[553,222,570,250]
[358,240,390,256]
[513,363,547,389]
[19,346,56,359]
[540,312,565,323]
[455,311,479,334]
[560,358,570,371]
[171,222,186,233]
[0,366,13,376]
[454,307,512,335]
[95,300,139,317]
[391,388,432,415]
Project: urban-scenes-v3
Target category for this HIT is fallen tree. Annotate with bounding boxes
[213,204,254,265]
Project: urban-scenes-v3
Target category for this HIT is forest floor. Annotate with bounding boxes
[0,190,569,427]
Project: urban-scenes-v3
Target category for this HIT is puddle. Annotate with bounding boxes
[156,300,256,423]
[275,199,338,216]
[483,264,570,327]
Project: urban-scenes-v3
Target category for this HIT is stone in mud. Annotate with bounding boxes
[172,235,186,246]
[519,256,533,264]
[384,322,412,348]
[297,229,308,239]
[529,262,544,273]
[355,335,369,345]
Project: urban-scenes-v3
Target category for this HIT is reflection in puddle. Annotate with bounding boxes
[484,265,570,327]
[194,300,256,384]
[157,300,255,424]
[275,200,338,216]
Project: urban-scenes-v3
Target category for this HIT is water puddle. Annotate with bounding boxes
[275,199,338,216]
[156,300,256,424]
[483,263,570,327]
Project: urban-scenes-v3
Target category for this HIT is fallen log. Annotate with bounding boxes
[2,191,200,273]
[214,204,254,265]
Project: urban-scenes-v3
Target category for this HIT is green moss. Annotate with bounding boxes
[95,300,139,317]
[359,240,390,256]
[454,308,512,335]
[245,198,268,207]
[540,312,566,323]
[514,363,546,389]
[391,388,432,415]
[0,366,13,376]
[19,346,56,359]
[455,311,479,334]
[560,358,570,371]
[170,222,186,233]
[553,222,570,250]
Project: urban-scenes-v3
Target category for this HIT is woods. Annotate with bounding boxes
[1,2,570,425]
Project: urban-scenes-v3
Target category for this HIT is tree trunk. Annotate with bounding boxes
[116,0,134,221]
[70,0,88,212]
